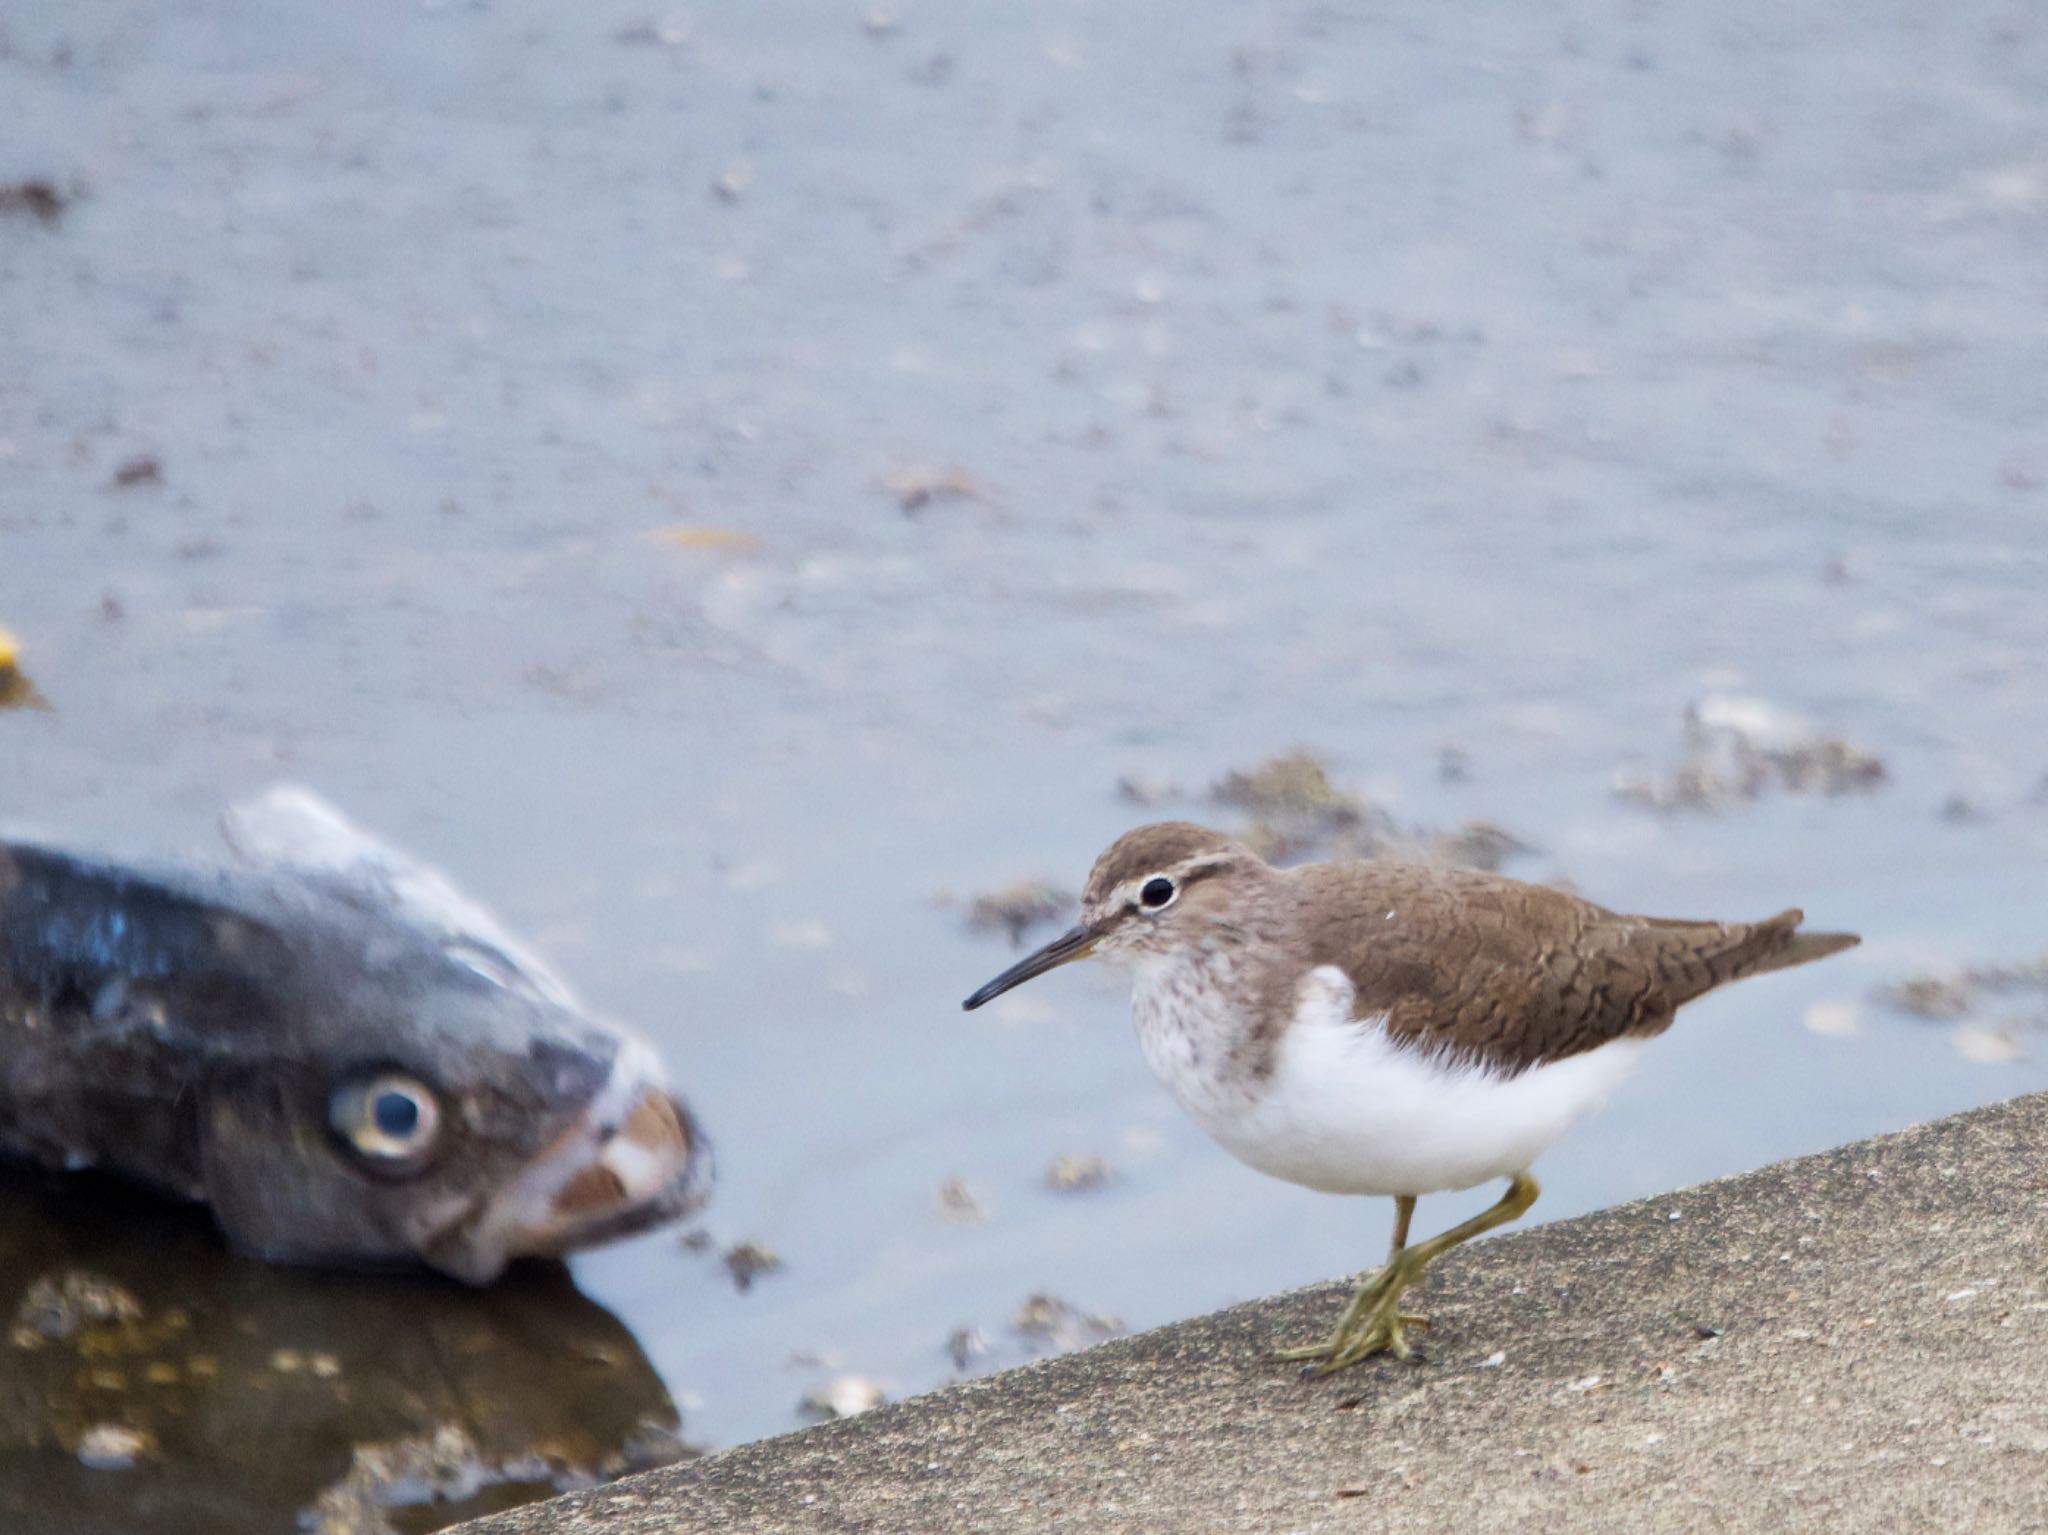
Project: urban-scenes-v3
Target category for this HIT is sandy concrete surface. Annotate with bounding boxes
[459,1090,2048,1533]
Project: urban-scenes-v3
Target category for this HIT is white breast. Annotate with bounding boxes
[1134,961,1646,1198]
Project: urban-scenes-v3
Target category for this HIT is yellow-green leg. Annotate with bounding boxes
[1276,1173,1540,1375]
[1387,1192,1415,1256]
[1275,1192,1427,1366]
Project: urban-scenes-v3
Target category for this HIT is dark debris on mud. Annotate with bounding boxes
[963,879,1075,947]
[1872,953,2048,1063]
[1614,697,1886,812]
[9,1270,144,1348]
[723,1241,784,1293]
[1875,957,2048,1022]
[1011,1291,1123,1354]
[1044,1153,1115,1193]
[0,179,67,224]
[1209,749,1543,875]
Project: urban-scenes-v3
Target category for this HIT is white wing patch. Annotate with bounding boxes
[221,786,579,1008]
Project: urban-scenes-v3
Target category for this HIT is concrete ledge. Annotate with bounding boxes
[462,1093,2048,1533]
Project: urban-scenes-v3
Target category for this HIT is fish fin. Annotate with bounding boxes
[220,786,580,1008]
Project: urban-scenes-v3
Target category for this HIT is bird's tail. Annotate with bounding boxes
[1740,914,1861,977]
[1642,908,1860,1006]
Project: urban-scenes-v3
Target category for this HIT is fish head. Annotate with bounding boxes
[193,931,713,1284]
[186,789,715,1282]
[0,790,713,1283]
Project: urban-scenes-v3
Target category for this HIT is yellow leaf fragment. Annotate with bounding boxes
[642,527,764,552]
[0,626,50,711]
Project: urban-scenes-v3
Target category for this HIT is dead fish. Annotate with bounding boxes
[0,788,712,1283]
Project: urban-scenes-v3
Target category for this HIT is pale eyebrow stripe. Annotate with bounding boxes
[1119,855,1232,907]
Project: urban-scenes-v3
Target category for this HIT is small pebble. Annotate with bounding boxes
[1116,774,1180,806]
[935,1179,987,1224]
[945,1326,991,1370]
[10,1270,143,1347]
[877,461,985,514]
[1045,1153,1114,1193]
[801,1376,886,1420]
[110,454,162,489]
[1012,1292,1121,1351]
[724,1241,783,1292]
[76,1423,150,1471]
[1803,1001,1861,1038]
[1952,1025,2023,1064]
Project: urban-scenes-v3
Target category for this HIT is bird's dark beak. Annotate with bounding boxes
[962,923,1099,1010]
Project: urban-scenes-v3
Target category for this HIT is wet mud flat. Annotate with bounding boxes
[3,0,2047,1502]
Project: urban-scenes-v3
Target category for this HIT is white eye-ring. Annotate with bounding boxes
[1137,875,1177,912]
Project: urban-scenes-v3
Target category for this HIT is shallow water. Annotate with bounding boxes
[3,0,2046,1511]
[0,1169,684,1533]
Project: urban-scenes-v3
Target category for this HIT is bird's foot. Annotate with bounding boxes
[1273,1257,1428,1374]
[1273,1312,1429,1369]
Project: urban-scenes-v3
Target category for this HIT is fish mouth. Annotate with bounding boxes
[421,1039,714,1284]
[962,922,1100,1010]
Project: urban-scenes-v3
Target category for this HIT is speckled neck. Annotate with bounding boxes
[1122,897,1303,1128]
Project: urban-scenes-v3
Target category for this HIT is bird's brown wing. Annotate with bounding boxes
[1297,861,1853,1075]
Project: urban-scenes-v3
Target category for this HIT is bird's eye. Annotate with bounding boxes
[1139,876,1177,911]
[329,1072,442,1170]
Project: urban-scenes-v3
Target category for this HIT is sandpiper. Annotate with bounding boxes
[963,821,1858,1373]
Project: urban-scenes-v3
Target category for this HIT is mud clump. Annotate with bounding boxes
[1876,975,1976,1021]
[110,454,162,489]
[1206,750,1540,874]
[1116,773,1180,807]
[945,1325,991,1370]
[1614,696,1886,812]
[1212,749,1384,860]
[11,1270,145,1348]
[934,1178,987,1224]
[1873,954,2048,1062]
[1044,1153,1115,1193]
[299,1417,692,1535]
[1011,1291,1122,1354]
[965,879,1074,946]
[1876,957,2048,1021]
[0,179,67,224]
[800,1376,887,1420]
[301,1425,495,1535]
[1422,821,1537,874]
[876,461,986,514]
[723,1240,783,1293]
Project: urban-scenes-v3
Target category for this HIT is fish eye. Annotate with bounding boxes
[329,1072,442,1170]
[1138,875,1177,911]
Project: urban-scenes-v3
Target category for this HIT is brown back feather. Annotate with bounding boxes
[1294,862,1859,1075]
